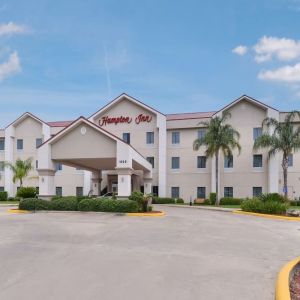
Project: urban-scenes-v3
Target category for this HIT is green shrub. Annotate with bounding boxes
[152,197,175,204]
[176,198,184,204]
[259,193,285,203]
[17,187,37,199]
[291,200,300,207]
[241,198,289,215]
[51,196,78,211]
[78,198,138,213]
[148,205,153,212]
[0,191,8,201]
[129,191,144,210]
[209,193,216,205]
[220,197,243,205]
[19,198,52,210]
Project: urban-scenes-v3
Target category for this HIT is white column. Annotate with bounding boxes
[83,170,92,196]
[91,171,101,196]
[4,125,15,197]
[37,140,55,200]
[116,168,132,197]
[267,109,279,193]
[38,170,55,199]
[157,114,167,197]
[144,178,152,195]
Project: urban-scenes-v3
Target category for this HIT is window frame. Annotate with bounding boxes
[253,127,262,141]
[253,187,262,197]
[171,187,180,198]
[171,157,180,169]
[172,131,180,144]
[253,154,263,168]
[122,132,130,144]
[0,138,5,151]
[17,139,23,151]
[56,187,62,197]
[197,156,206,169]
[146,132,154,144]
[197,187,206,199]
[146,156,155,168]
[288,154,293,167]
[224,155,233,168]
[36,138,43,149]
[224,187,233,198]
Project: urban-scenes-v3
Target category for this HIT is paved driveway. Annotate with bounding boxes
[0,206,299,300]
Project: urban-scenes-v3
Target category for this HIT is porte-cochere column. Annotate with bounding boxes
[115,167,132,197]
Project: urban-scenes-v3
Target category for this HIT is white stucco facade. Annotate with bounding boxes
[0,93,299,201]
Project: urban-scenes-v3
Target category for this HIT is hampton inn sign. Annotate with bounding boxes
[99,113,153,126]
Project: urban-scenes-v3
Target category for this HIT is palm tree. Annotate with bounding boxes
[5,158,33,187]
[193,112,241,205]
[253,111,300,199]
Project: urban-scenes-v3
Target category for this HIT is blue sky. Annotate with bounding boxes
[1,0,300,126]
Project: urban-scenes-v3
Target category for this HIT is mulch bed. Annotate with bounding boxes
[290,264,300,300]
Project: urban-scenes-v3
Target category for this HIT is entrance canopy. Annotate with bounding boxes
[37,117,152,198]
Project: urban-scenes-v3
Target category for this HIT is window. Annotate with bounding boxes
[197,129,206,141]
[224,155,233,168]
[171,157,180,169]
[55,163,62,171]
[197,156,206,168]
[0,187,4,192]
[253,154,263,168]
[253,127,262,141]
[36,138,43,148]
[123,132,130,144]
[0,161,4,172]
[172,131,180,144]
[76,187,83,197]
[224,187,233,198]
[253,187,262,197]
[288,154,293,167]
[152,186,159,196]
[146,157,154,168]
[17,139,23,150]
[146,132,154,144]
[36,160,38,169]
[197,187,206,198]
[36,187,39,195]
[171,187,180,198]
[56,187,62,197]
[0,138,4,151]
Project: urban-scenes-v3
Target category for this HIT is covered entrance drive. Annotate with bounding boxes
[37,117,153,198]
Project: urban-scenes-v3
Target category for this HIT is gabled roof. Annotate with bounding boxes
[5,112,49,129]
[47,120,73,127]
[88,93,166,121]
[212,94,279,116]
[166,111,215,121]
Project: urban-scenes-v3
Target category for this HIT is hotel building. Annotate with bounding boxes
[0,93,299,201]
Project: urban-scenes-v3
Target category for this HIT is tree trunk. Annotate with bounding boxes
[215,150,219,206]
[20,178,23,188]
[282,155,288,200]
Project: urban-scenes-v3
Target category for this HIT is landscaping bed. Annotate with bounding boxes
[290,264,300,300]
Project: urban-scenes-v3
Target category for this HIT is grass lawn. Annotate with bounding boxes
[0,201,19,205]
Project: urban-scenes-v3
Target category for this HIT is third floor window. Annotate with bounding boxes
[224,155,233,168]
[17,139,23,150]
[0,138,4,151]
[253,127,262,141]
[146,132,154,144]
[172,131,180,144]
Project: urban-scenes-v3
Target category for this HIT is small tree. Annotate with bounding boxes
[193,112,241,205]
[5,158,33,187]
[254,111,300,199]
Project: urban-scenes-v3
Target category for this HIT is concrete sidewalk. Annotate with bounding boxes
[155,203,237,212]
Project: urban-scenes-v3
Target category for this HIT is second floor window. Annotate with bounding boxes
[36,138,43,148]
[197,156,206,168]
[146,132,154,144]
[0,138,4,151]
[171,157,180,169]
[17,139,23,150]
[123,133,130,144]
[172,131,180,144]
[146,157,154,168]
[0,161,4,172]
[253,127,262,141]
[253,154,263,168]
[197,129,206,141]
[55,163,62,171]
[224,155,233,168]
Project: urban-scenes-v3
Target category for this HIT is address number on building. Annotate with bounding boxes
[119,160,127,164]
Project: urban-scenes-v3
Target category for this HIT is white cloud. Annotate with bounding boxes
[0,22,28,36]
[254,36,300,62]
[258,63,300,83]
[0,51,21,81]
[232,45,248,56]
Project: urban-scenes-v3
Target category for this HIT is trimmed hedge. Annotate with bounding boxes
[176,198,185,204]
[17,187,37,199]
[152,197,176,204]
[78,198,139,213]
[209,193,216,205]
[259,193,285,203]
[19,198,52,210]
[241,198,289,215]
[51,196,79,211]
[220,197,243,205]
[0,191,8,201]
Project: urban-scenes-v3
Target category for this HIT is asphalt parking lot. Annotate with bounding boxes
[0,205,299,300]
